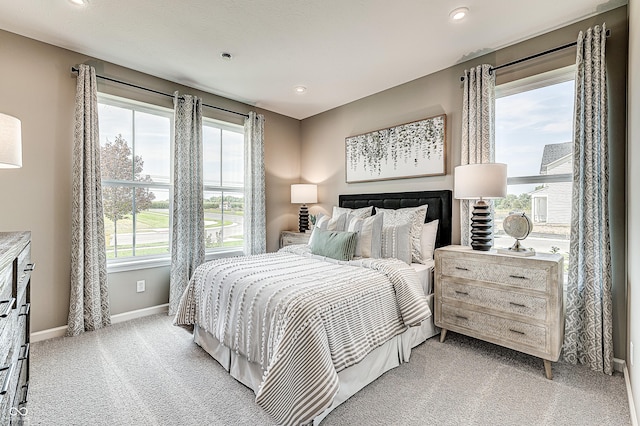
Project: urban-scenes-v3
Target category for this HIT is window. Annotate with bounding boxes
[202,119,245,251]
[98,94,245,266]
[494,66,575,270]
[98,94,172,261]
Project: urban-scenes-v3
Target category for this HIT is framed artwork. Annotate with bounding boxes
[345,114,446,183]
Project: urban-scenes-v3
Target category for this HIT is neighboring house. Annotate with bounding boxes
[530,142,572,224]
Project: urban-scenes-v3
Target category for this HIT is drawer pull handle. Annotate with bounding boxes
[19,343,29,361]
[509,328,526,335]
[509,274,528,280]
[0,363,16,396]
[509,302,527,308]
[455,266,470,271]
[24,263,35,272]
[0,298,16,317]
[455,315,469,321]
[18,303,30,317]
[454,290,469,296]
[19,382,29,406]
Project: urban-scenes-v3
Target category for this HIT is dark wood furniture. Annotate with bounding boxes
[0,232,32,423]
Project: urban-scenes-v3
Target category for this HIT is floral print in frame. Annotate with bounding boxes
[345,114,446,183]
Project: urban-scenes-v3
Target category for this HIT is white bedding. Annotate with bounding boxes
[193,292,439,425]
[175,245,432,426]
[412,259,434,294]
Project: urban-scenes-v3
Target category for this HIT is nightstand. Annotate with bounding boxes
[434,245,564,379]
[279,230,311,248]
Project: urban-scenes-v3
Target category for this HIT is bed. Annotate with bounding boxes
[175,190,452,425]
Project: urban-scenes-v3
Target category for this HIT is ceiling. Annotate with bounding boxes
[0,0,625,120]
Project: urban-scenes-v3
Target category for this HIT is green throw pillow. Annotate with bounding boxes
[309,229,357,261]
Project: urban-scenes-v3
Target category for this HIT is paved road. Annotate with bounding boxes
[113,211,245,246]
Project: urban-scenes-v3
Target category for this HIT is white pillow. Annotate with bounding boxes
[315,213,347,231]
[376,205,428,264]
[333,205,374,219]
[346,212,384,258]
[420,220,439,261]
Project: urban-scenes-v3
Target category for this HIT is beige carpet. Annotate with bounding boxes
[26,314,631,425]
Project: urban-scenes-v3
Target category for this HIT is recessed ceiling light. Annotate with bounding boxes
[220,52,233,61]
[294,86,307,94]
[449,7,469,21]
[69,0,88,5]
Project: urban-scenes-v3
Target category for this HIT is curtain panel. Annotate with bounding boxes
[169,93,205,316]
[562,24,613,375]
[460,64,496,246]
[67,64,111,336]
[243,112,266,255]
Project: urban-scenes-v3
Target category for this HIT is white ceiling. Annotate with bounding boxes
[0,0,625,120]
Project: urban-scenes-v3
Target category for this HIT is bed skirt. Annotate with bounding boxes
[193,293,439,424]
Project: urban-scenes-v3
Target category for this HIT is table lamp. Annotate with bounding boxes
[0,113,22,168]
[454,163,507,251]
[291,184,317,232]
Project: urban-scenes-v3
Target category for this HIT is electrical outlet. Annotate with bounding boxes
[136,280,145,293]
[631,341,634,367]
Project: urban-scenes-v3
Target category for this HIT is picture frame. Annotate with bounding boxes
[345,114,446,183]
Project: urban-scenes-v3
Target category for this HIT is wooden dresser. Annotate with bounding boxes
[434,245,563,379]
[279,231,311,248]
[0,232,32,423]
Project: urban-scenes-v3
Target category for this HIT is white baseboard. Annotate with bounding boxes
[30,303,169,343]
[110,303,169,324]
[623,362,639,426]
[615,357,626,373]
[30,325,68,343]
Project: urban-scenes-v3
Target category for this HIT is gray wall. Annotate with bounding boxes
[0,29,301,330]
[627,0,639,421]
[300,6,628,359]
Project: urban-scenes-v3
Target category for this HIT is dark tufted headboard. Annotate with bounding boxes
[339,190,452,249]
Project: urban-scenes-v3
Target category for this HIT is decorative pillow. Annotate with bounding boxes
[380,222,412,264]
[376,205,428,264]
[420,219,439,261]
[316,213,347,231]
[333,205,374,219]
[346,212,384,258]
[309,229,358,261]
[309,213,347,245]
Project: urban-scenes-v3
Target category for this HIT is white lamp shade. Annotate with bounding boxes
[454,163,507,200]
[291,184,317,204]
[0,113,22,168]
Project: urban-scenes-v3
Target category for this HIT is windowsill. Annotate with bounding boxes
[106,248,244,274]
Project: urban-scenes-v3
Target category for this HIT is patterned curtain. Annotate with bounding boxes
[563,24,613,375]
[460,64,495,246]
[67,64,111,336]
[169,93,204,315]
[243,112,266,255]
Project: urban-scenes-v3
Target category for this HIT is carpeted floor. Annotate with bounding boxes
[25,314,630,425]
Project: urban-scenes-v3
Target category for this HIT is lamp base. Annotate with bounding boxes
[298,204,309,232]
[470,200,493,251]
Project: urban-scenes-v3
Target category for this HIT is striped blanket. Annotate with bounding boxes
[174,245,431,425]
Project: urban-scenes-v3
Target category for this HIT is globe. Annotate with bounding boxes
[503,212,533,241]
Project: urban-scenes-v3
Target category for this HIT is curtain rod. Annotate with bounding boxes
[71,66,250,118]
[459,28,611,82]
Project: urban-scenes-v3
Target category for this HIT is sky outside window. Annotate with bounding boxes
[495,79,575,192]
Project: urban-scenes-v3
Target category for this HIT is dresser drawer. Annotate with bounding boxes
[441,257,548,292]
[16,243,31,290]
[441,280,548,321]
[0,264,12,312]
[441,304,547,349]
[280,232,310,248]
